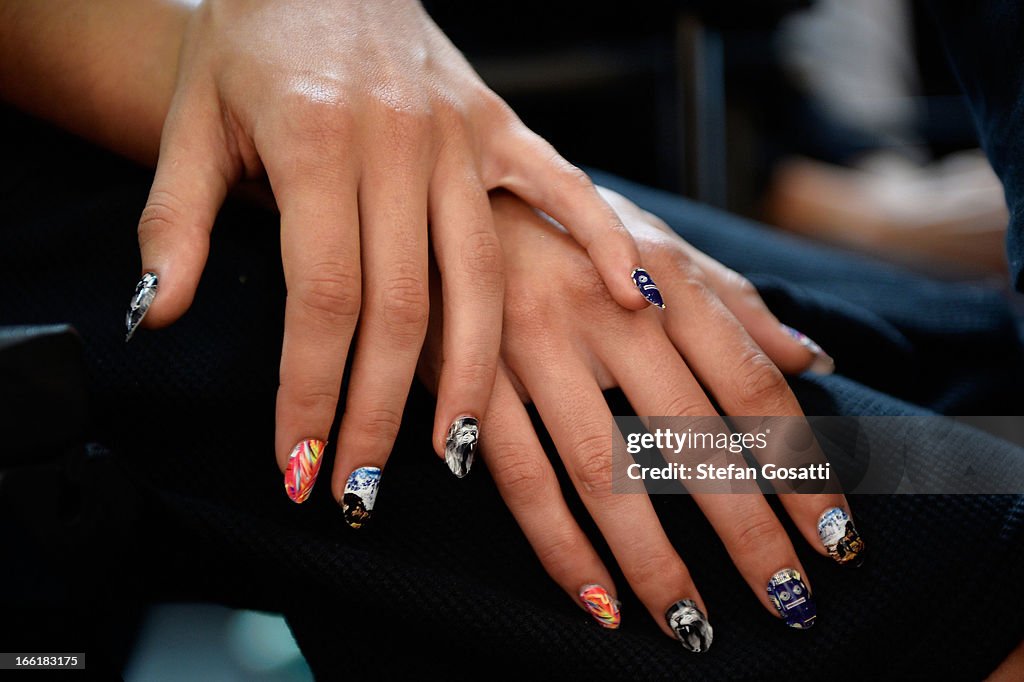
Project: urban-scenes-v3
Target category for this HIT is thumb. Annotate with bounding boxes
[127,112,230,341]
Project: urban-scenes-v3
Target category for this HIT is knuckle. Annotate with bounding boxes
[628,549,681,588]
[533,528,589,575]
[503,291,553,338]
[380,274,429,340]
[570,433,614,499]
[553,157,594,192]
[460,230,504,279]
[447,355,496,392]
[662,393,713,417]
[734,350,789,411]
[351,407,403,447]
[138,189,188,241]
[282,93,355,147]
[731,512,788,557]
[490,454,551,502]
[294,262,361,327]
[283,386,340,417]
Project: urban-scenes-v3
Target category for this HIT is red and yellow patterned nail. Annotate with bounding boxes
[284,438,326,503]
[579,584,621,629]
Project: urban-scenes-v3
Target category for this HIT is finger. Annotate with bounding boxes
[598,329,817,628]
[130,90,233,340]
[655,272,863,566]
[480,366,621,629]
[688,249,834,375]
[509,346,714,652]
[487,130,653,312]
[428,155,504,478]
[329,161,430,527]
[265,145,361,504]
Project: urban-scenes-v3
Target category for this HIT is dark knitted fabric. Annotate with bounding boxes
[1,109,1022,679]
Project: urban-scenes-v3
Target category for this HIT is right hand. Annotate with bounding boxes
[126,0,650,508]
[418,190,861,647]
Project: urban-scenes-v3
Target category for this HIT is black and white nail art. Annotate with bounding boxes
[631,268,665,308]
[665,599,713,653]
[445,416,478,478]
[125,272,158,342]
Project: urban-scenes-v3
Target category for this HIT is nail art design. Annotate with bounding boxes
[767,568,817,629]
[818,507,865,567]
[579,584,621,629]
[125,272,158,342]
[284,439,326,504]
[783,325,835,375]
[631,268,665,309]
[342,466,381,529]
[665,599,713,653]
[445,416,478,478]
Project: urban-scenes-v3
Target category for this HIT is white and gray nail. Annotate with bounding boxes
[125,272,158,342]
[665,599,713,653]
[445,416,478,478]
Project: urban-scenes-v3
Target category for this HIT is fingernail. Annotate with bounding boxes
[665,599,713,653]
[579,584,621,629]
[783,325,834,375]
[767,568,817,629]
[125,272,158,342]
[342,466,381,529]
[818,507,865,567]
[631,267,665,309]
[445,416,478,478]
[284,438,326,504]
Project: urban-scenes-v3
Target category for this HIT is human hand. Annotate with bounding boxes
[123,0,651,509]
[417,189,859,649]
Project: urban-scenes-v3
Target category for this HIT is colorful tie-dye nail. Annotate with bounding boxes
[342,466,381,529]
[579,584,621,629]
[818,507,865,566]
[665,599,713,653]
[284,438,326,504]
[767,568,817,629]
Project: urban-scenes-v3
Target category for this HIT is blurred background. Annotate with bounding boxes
[427,0,1012,284]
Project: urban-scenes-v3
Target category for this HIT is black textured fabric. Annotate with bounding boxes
[1,108,1022,679]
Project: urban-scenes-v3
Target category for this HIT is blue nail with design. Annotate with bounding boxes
[767,568,817,629]
[631,268,665,309]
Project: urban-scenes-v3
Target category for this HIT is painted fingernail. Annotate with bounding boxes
[342,466,381,529]
[284,438,326,504]
[818,507,865,567]
[631,268,665,309]
[665,599,713,653]
[783,325,834,375]
[767,568,817,629]
[579,584,621,629]
[125,272,158,342]
[445,416,478,478]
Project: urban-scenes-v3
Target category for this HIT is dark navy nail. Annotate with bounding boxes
[665,599,713,653]
[631,268,664,309]
[125,272,158,342]
[445,416,478,478]
[767,568,816,629]
[818,507,865,567]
